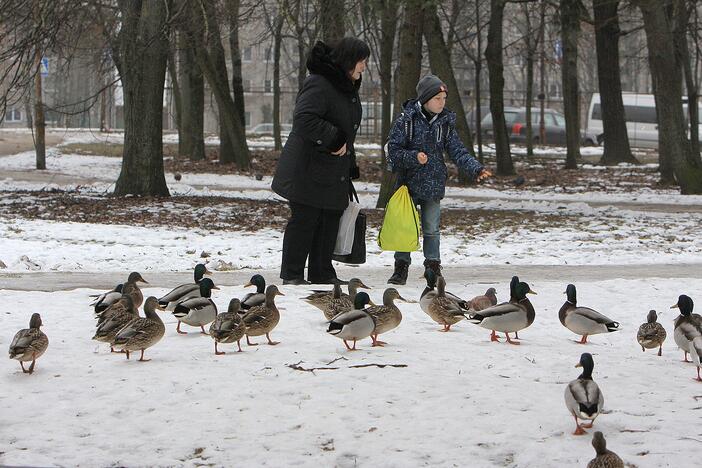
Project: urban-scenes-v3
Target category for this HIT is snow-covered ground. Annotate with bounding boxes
[2,129,702,466]
[1,278,701,466]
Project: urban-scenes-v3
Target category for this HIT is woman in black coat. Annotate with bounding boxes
[272,38,369,285]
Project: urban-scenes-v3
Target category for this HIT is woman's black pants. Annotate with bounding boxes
[280,201,342,283]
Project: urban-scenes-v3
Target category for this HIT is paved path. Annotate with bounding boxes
[1,264,699,292]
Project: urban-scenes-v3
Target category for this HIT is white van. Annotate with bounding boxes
[587,92,702,149]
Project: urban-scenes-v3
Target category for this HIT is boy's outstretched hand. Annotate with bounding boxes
[476,169,492,182]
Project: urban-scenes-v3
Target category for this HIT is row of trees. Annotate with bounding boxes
[1,0,702,197]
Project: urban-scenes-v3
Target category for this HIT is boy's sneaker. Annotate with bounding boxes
[423,259,442,277]
[387,260,409,285]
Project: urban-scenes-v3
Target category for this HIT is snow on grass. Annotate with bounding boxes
[1,278,700,466]
[0,198,701,274]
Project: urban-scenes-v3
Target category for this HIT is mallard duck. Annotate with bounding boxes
[420,269,470,310]
[423,276,469,332]
[565,352,604,435]
[312,283,349,321]
[158,264,211,310]
[689,337,702,382]
[327,292,376,351]
[93,295,139,352]
[468,280,537,344]
[671,294,702,362]
[210,298,247,354]
[241,274,266,310]
[366,288,407,346]
[96,294,137,326]
[9,313,49,374]
[172,278,219,334]
[637,310,667,356]
[243,284,284,345]
[90,283,124,314]
[559,284,619,344]
[587,432,624,468]
[122,271,149,309]
[112,296,165,361]
[303,278,370,311]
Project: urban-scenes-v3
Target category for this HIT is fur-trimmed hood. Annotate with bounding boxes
[306,41,361,95]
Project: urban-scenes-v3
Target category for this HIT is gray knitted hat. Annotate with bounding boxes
[416,74,448,104]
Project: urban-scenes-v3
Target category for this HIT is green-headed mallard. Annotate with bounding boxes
[9,313,48,374]
[241,274,266,310]
[327,292,376,351]
[210,298,246,354]
[158,264,211,310]
[366,288,407,346]
[422,276,469,332]
[671,295,702,380]
[303,278,370,311]
[559,284,619,344]
[93,295,139,353]
[420,269,470,310]
[122,271,148,309]
[587,432,624,468]
[112,296,165,361]
[90,283,124,314]
[637,310,667,356]
[172,278,219,334]
[671,294,702,363]
[565,352,604,436]
[243,284,284,346]
[468,280,536,344]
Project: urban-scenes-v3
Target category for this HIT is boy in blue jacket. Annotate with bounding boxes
[387,74,491,285]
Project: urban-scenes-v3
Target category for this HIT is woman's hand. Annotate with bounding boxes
[476,169,492,182]
[332,143,347,156]
[417,152,428,164]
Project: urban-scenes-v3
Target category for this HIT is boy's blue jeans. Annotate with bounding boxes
[394,198,440,264]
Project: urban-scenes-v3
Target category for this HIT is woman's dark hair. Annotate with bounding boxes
[329,37,370,73]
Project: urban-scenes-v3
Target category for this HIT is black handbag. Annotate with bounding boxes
[332,184,366,265]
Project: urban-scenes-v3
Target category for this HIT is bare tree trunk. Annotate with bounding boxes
[378,0,424,207]
[24,96,33,130]
[34,49,46,170]
[593,0,637,165]
[187,0,250,169]
[33,0,45,170]
[99,81,108,132]
[523,4,537,157]
[273,14,284,151]
[177,33,206,161]
[290,0,307,91]
[424,1,474,183]
[319,0,345,43]
[167,41,184,155]
[224,0,246,128]
[635,0,702,193]
[113,0,170,197]
[675,0,700,157]
[560,0,581,169]
[486,0,514,175]
[474,0,484,163]
[538,0,546,144]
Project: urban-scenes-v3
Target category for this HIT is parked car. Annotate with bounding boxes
[471,106,597,146]
[247,123,292,137]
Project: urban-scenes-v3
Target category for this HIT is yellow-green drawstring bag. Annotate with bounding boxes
[378,185,421,251]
